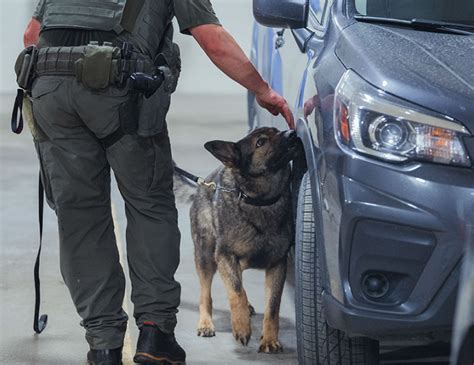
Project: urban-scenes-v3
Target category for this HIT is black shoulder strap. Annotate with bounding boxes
[34,173,48,334]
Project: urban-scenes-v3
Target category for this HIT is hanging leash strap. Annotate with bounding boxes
[11,88,48,333]
[34,174,48,334]
[11,89,24,134]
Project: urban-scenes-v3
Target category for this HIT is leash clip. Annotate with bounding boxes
[238,191,248,201]
[197,178,217,191]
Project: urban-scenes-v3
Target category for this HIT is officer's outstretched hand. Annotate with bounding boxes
[190,24,295,129]
[256,85,295,129]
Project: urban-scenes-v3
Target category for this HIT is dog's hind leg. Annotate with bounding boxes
[216,253,252,346]
[259,258,287,353]
[195,242,217,338]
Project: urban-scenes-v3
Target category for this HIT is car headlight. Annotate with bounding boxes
[334,70,471,167]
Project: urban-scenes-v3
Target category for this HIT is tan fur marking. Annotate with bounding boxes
[217,257,252,345]
[259,261,286,353]
[228,290,252,345]
[197,269,216,337]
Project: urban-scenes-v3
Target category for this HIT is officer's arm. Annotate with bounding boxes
[190,24,294,129]
[24,17,41,47]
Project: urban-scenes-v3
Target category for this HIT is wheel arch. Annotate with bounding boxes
[295,117,321,215]
[295,117,330,292]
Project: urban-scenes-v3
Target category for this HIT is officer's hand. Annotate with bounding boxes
[24,17,41,47]
[256,85,295,129]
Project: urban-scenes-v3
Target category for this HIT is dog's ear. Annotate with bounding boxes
[204,140,240,168]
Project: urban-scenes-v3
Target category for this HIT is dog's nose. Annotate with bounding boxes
[284,130,297,141]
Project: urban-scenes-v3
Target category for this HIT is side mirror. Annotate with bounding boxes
[253,0,310,29]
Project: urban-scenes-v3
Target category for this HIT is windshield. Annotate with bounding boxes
[354,0,474,27]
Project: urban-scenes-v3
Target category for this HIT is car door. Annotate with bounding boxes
[250,23,297,130]
[293,0,335,132]
[250,0,335,132]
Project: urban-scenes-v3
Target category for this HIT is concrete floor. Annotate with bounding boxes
[0,94,298,365]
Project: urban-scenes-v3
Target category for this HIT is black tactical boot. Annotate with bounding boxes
[134,322,186,364]
[87,347,122,365]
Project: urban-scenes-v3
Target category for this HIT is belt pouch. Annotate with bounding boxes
[75,45,120,90]
[136,88,170,137]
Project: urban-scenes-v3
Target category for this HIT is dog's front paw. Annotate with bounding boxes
[232,315,251,346]
[233,328,251,346]
[197,319,215,337]
[258,338,283,353]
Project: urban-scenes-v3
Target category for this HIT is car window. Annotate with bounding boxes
[355,0,474,26]
[310,0,325,24]
[355,0,367,15]
[310,0,334,29]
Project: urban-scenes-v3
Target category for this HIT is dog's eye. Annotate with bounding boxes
[256,138,267,148]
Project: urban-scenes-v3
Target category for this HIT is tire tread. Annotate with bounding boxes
[295,173,379,365]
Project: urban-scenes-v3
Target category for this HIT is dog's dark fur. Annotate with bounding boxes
[188,127,299,353]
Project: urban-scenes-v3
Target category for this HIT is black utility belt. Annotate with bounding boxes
[13,42,175,140]
[15,42,155,92]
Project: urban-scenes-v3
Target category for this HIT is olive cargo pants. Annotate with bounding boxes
[30,76,181,350]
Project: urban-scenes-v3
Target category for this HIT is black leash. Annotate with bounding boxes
[174,165,217,189]
[174,166,200,184]
[174,166,282,207]
[11,90,48,333]
[34,174,48,334]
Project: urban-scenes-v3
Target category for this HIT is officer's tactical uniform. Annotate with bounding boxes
[28,0,220,352]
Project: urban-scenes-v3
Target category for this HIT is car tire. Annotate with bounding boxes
[295,172,380,365]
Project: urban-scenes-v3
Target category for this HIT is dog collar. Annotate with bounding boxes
[214,183,282,207]
[237,190,282,207]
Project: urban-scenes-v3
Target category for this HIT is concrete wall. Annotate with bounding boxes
[0,0,35,94]
[0,0,254,96]
[175,0,253,95]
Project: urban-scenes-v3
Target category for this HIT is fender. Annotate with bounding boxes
[295,117,330,290]
[295,117,320,214]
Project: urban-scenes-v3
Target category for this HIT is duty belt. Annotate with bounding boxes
[12,42,171,136]
[35,45,155,85]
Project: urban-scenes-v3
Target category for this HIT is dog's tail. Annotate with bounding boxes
[173,162,197,204]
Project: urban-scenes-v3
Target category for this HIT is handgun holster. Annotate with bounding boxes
[15,45,39,91]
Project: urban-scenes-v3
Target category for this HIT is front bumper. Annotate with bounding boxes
[320,151,473,340]
[323,263,459,340]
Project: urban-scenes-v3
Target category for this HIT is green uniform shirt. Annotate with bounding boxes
[33,0,220,47]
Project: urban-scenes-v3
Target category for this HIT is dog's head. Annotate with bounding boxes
[204,127,300,177]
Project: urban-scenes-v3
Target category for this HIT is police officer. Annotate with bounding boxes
[23,1,294,364]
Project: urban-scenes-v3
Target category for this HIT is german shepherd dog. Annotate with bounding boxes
[188,127,299,353]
